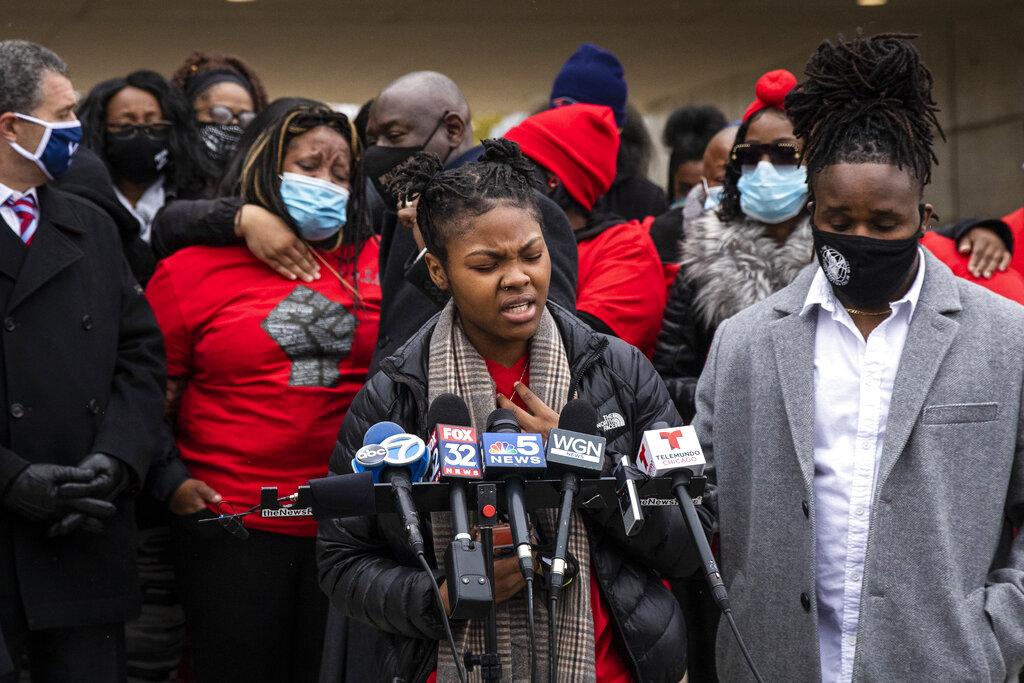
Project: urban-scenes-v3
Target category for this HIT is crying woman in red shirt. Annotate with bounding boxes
[145,104,381,681]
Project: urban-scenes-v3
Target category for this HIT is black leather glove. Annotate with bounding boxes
[49,453,133,537]
[2,463,117,522]
[57,453,132,500]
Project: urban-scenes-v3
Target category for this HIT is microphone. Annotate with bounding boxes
[638,422,765,683]
[480,409,545,579]
[351,421,404,481]
[427,395,482,540]
[307,471,377,520]
[544,400,605,593]
[637,421,723,608]
[543,400,606,683]
[369,422,431,556]
[616,441,647,538]
[426,394,491,619]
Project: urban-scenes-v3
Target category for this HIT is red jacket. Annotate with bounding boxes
[576,217,666,358]
[1004,207,1024,275]
[921,231,1024,305]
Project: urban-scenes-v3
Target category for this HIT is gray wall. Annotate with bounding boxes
[6,0,1022,220]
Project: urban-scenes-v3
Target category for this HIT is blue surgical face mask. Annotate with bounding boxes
[701,177,725,212]
[737,160,809,224]
[10,113,82,180]
[279,172,349,242]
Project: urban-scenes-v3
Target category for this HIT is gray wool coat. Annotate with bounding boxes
[692,250,1024,681]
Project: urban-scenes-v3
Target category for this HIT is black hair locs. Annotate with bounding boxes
[785,32,945,186]
[386,138,541,263]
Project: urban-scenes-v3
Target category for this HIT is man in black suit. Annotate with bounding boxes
[0,40,165,682]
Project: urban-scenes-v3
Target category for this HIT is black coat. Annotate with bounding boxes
[0,186,165,630]
[594,174,668,223]
[317,304,698,683]
[54,147,156,286]
[651,273,711,424]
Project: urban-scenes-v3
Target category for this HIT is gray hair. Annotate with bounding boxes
[0,40,68,116]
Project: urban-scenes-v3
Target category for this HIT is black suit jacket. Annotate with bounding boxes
[0,186,165,630]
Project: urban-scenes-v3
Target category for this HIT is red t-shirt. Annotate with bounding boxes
[145,238,381,536]
[576,220,667,359]
[483,354,529,410]
[920,231,1024,305]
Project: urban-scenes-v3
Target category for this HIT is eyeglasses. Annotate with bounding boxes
[202,105,257,128]
[106,121,172,139]
[731,142,802,167]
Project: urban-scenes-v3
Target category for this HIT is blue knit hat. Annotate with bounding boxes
[549,43,627,127]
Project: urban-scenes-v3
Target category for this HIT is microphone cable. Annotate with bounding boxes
[547,591,558,683]
[525,573,538,683]
[673,481,764,683]
[417,551,468,683]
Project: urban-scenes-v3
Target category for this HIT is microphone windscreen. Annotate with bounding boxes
[308,471,376,520]
[427,394,472,432]
[558,399,600,435]
[363,421,405,447]
[485,408,519,433]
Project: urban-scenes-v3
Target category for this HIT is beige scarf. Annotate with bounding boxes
[428,302,596,682]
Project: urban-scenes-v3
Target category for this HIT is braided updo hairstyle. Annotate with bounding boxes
[785,33,944,189]
[387,138,542,264]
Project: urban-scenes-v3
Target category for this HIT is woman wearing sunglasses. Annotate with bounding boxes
[654,69,812,425]
[77,70,218,255]
[651,68,811,683]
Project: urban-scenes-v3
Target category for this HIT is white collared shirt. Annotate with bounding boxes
[0,181,40,241]
[115,176,165,243]
[799,249,926,682]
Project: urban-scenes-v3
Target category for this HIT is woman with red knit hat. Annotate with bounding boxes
[652,67,810,683]
[654,68,812,423]
[505,103,666,358]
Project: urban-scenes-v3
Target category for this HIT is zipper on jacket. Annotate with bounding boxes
[567,337,609,400]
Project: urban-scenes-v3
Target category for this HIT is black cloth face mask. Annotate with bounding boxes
[811,217,923,310]
[104,129,169,184]
[362,113,451,211]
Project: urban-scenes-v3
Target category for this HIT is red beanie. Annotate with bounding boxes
[505,103,619,212]
[742,69,798,122]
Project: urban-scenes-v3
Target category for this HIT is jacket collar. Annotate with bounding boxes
[4,185,85,311]
[768,249,963,493]
[684,209,813,330]
[380,302,608,428]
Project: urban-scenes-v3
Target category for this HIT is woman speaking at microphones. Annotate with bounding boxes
[317,139,700,682]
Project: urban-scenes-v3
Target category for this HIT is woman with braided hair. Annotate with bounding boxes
[318,138,700,682]
[692,33,1024,681]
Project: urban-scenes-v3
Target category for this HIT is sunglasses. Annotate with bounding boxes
[203,105,257,128]
[106,121,172,140]
[731,142,802,167]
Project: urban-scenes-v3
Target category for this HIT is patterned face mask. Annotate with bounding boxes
[199,122,243,167]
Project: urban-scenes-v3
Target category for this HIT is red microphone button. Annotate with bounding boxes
[482,504,497,518]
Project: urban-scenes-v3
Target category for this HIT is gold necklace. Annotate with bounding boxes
[845,306,891,317]
[310,248,362,304]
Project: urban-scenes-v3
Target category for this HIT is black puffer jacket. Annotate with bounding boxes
[317,304,699,683]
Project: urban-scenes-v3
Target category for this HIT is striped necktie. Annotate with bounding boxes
[4,194,38,245]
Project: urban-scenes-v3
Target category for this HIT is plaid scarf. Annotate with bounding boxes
[428,302,596,682]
